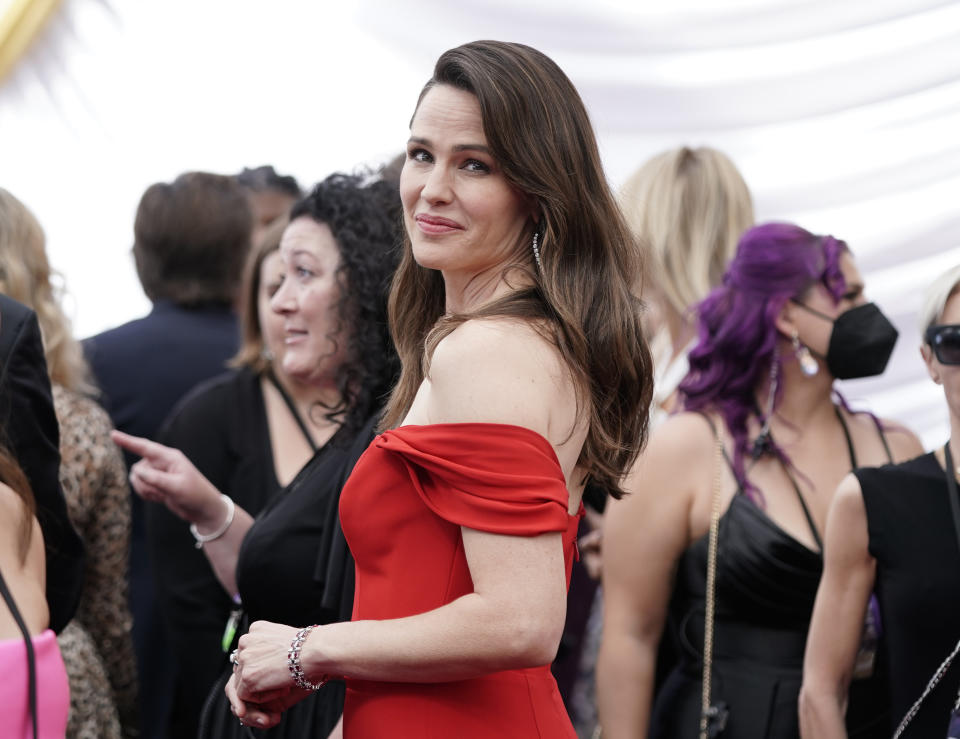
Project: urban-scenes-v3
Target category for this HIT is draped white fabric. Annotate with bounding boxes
[0,0,956,446]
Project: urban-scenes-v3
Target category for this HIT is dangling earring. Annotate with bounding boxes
[792,329,819,377]
[752,344,779,459]
[261,346,274,363]
[531,230,542,272]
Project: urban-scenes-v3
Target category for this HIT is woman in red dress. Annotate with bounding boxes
[227,40,653,738]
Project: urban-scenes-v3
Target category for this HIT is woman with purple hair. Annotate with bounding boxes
[599,222,922,738]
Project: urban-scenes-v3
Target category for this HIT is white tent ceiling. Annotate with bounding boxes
[1,0,957,446]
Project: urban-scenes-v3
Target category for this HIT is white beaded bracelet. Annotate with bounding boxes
[288,625,328,691]
[189,494,235,549]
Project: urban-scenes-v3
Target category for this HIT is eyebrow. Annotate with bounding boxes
[408,136,492,155]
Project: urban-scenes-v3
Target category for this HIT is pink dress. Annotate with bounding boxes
[0,629,70,738]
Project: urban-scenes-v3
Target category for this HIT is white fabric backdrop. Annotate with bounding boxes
[1,0,957,447]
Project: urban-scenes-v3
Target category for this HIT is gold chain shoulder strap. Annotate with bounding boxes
[700,423,725,739]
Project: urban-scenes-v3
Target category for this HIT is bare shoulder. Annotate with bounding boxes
[0,481,26,529]
[426,318,571,433]
[0,483,43,571]
[620,412,717,507]
[431,318,564,378]
[606,412,717,561]
[823,473,872,565]
[844,410,925,464]
[827,473,868,528]
[0,484,47,634]
[640,411,718,469]
[877,416,925,463]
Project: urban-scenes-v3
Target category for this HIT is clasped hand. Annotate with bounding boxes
[226,621,315,729]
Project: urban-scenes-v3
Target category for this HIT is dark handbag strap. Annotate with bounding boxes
[0,565,38,739]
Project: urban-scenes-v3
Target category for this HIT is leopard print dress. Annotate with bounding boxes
[54,385,138,739]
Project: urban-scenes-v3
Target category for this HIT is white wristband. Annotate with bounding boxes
[189,494,235,549]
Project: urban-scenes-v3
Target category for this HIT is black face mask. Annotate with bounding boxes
[792,301,899,379]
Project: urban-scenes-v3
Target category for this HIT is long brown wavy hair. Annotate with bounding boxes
[382,40,653,498]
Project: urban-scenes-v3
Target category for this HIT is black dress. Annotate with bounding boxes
[147,367,282,738]
[198,415,376,739]
[859,452,960,738]
[651,412,889,739]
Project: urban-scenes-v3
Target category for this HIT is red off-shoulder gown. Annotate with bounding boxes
[338,423,582,738]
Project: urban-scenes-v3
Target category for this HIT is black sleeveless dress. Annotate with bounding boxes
[858,452,960,738]
[650,412,889,739]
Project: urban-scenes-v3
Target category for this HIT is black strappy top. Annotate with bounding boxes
[649,408,893,739]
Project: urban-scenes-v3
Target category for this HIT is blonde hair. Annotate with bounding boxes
[0,188,95,395]
[620,146,754,319]
[919,265,960,333]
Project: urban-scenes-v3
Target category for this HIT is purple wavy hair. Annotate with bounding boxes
[679,222,848,498]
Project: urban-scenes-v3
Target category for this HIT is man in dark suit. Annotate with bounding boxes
[0,293,84,633]
[83,171,252,739]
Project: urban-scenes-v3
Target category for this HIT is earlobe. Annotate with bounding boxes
[527,195,543,227]
[920,345,941,384]
[773,302,795,339]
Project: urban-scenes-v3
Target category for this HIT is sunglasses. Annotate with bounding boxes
[926,324,960,365]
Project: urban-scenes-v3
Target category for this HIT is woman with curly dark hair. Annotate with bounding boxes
[113,171,402,739]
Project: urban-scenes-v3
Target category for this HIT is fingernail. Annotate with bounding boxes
[257,717,266,726]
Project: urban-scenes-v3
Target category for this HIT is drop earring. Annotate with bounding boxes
[792,329,819,377]
[752,344,779,459]
[531,230,542,272]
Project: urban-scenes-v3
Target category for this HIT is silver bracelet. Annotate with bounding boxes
[189,494,235,549]
[288,625,327,691]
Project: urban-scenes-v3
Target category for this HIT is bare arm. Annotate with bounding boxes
[799,474,876,739]
[310,525,567,678]
[111,430,254,596]
[229,524,567,725]
[0,485,48,638]
[228,320,581,721]
[597,414,710,739]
